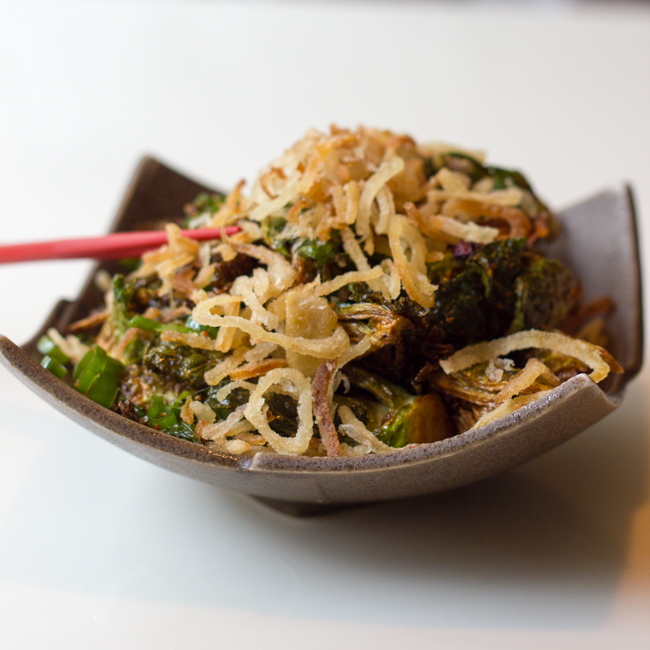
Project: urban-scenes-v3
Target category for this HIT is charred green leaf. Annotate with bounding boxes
[509,258,579,333]
[210,253,257,292]
[143,341,223,390]
[343,367,453,447]
[199,379,251,422]
[413,239,529,351]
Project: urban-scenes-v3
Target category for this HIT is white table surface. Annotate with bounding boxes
[1,1,649,648]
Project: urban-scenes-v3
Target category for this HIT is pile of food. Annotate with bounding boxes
[38,126,622,457]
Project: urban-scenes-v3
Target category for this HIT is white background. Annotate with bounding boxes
[1,1,649,648]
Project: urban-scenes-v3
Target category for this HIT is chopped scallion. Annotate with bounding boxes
[146,395,179,430]
[128,315,196,336]
[73,346,124,409]
[37,336,70,365]
[184,316,219,339]
[40,355,68,379]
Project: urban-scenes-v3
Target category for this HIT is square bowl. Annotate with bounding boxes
[0,158,643,515]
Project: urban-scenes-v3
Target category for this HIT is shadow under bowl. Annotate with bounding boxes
[0,158,643,515]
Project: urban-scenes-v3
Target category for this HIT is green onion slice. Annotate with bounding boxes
[73,346,124,409]
[37,336,70,365]
[172,391,193,409]
[147,395,166,419]
[145,393,195,431]
[184,316,219,339]
[74,346,109,394]
[146,397,179,430]
[40,355,68,379]
[128,315,194,335]
[85,357,124,408]
[127,315,218,340]
[150,411,179,430]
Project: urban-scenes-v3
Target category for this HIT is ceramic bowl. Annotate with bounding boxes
[0,158,643,515]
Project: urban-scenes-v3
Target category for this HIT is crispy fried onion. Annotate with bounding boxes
[214,242,237,261]
[336,336,372,368]
[194,243,216,289]
[494,358,559,403]
[229,358,287,381]
[192,297,350,359]
[189,400,217,423]
[197,294,243,353]
[135,224,199,293]
[312,359,342,457]
[260,166,287,198]
[342,181,360,225]
[341,227,390,299]
[429,215,500,244]
[245,341,278,363]
[356,156,405,242]
[440,330,619,384]
[47,328,89,364]
[380,259,402,300]
[111,327,142,361]
[315,266,384,296]
[180,396,194,425]
[330,185,346,225]
[471,391,551,431]
[201,405,254,454]
[229,242,297,296]
[441,198,531,239]
[209,180,247,228]
[427,187,523,207]
[374,185,396,235]
[337,406,392,456]
[387,215,436,308]
[311,336,373,457]
[68,309,109,333]
[285,287,339,377]
[244,368,314,455]
[248,173,301,223]
[215,301,243,353]
[237,219,263,241]
[216,380,256,403]
[435,168,471,193]
[204,347,248,386]
[250,268,273,303]
[160,330,222,351]
[230,275,280,331]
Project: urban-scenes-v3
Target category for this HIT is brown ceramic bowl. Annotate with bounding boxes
[0,158,643,515]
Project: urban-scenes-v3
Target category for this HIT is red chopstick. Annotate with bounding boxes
[0,227,241,264]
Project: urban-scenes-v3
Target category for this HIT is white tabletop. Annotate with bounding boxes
[1,1,649,648]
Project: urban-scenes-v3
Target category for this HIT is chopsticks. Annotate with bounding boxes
[0,227,241,264]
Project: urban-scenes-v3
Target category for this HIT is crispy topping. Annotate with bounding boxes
[243,368,314,455]
[76,125,620,456]
[312,360,342,457]
[440,330,620,384]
